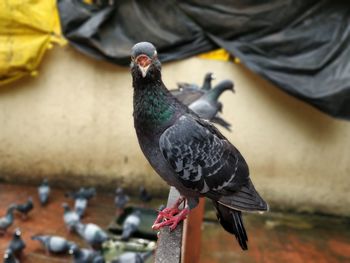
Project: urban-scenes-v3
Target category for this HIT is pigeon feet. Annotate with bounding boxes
[152,196,189,231]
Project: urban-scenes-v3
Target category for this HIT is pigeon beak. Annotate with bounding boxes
[136,54,151,78]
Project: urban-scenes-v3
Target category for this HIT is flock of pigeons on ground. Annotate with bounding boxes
[0,179,155,263]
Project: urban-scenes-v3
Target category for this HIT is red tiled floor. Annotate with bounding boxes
[1,183,350,263]
[0,183,115,262]
[200,213,350,263]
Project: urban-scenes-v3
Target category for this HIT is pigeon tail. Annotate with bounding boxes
[212,201,248,250]
[140,250,154,261]
[218,179,268,212]
[121,226,134,241]
[211,116,232,131]
[31,235,47,244]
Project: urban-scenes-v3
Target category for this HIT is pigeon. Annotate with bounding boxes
[62,203,80,232]
[74,222,108,249]
[69,244,105,263]
[170,72,214,105]
[32,235,74,254]
[3,249,19,263]
[121,210,141,241]
[111,251,153,263]
[171,76,234,131]
[38,179,50,206]
[139,186,152,203]
[0,205,16,235]
[7,228,25,258]
[15,197,34,220]
[66,187,96,200]
[130,42,268,250]
[114,187,129,211]
[188,80,234,131]
[74,197,88,218]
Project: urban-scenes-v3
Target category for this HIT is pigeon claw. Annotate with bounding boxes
[152,208,189,231]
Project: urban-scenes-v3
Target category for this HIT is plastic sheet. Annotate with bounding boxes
[58,0,350,119]
[0,0,66,85]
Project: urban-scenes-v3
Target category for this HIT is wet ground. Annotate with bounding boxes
[201,212,350,263]
[0,183,350,262]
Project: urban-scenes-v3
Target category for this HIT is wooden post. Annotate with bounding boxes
[155,187,205,263]
[182,198,205,263]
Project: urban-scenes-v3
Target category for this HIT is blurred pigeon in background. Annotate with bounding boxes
[0,205,16,235]
[74,222,108,249]
[171,72,214,105]
[172,73,234,131]
[62,203,80,232]
[69,244,105,263]
[8,228,25,258]
[31,235,74,254]
[139,186,152,203]
[188,80,234,131]
[74,197,88,218]
[111,250,153,263]
[131,42,268,250]
[114,187,129,212]
[121,210,141,241]
[15,197,34,220]
[38,179,50,206]
[66,187,96,217]
[3,249,18,263]
[66,187,96,200]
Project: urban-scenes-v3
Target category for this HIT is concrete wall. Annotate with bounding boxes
[1,46,349,216]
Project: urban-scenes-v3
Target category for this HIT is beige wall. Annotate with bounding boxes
[1,46,349,216]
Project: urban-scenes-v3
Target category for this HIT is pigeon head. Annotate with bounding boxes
[62,203,70,211]
[68,244,79,255]
[131,42,161,80]
[205,72,215,82]
[116,187,124,195]
[14,228,22,238]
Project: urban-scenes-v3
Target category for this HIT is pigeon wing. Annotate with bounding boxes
[160,115,267,212]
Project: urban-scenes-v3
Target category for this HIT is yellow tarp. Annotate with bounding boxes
[0,0,66,86]
[198,48,241,64]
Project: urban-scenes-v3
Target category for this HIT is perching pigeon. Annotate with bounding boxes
[111,251,153,263]
[114,187,129,211]
[74,197,88,218]
[0,205,16,235]
[139,186,152,203]
[3,249,18,263]
[130,42,268,250]
[170,72,214,105]
[69,244,105,263]
[121,210,141,241]
[15,197,34,220]
[38,179,50,206]
[8,228,25,258]
[74,222,108,249]
[62,203,80,232]
[31,235,74,254]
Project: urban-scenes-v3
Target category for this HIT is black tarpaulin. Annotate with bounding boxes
[58,0,350,120]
